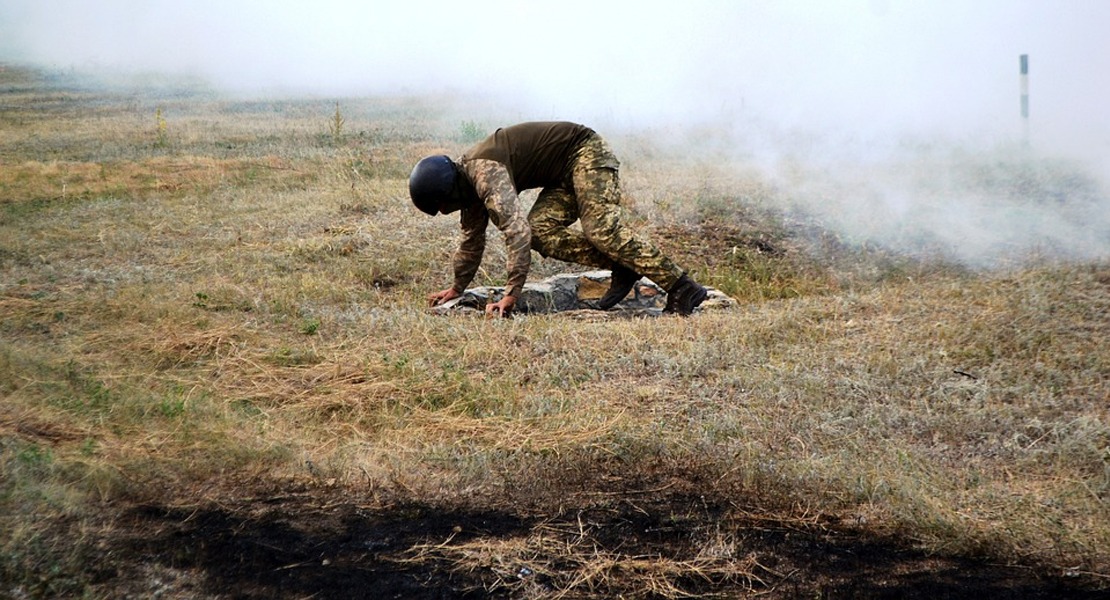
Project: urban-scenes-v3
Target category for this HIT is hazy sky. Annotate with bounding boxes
[2,0,1108,152]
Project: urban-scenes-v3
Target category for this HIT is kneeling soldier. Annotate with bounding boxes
[409,121,707,317]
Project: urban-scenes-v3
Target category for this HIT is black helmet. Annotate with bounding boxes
[409,155,457,216]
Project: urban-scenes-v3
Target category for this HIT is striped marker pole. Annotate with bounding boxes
[1020,54,1029,143]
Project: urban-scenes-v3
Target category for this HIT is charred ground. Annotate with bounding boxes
[75,479,1107,599]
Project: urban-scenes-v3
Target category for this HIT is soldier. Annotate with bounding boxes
[409,121,707,317]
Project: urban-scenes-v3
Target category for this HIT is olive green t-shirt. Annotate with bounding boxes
[451,122,618,299]
[461,121,598,190]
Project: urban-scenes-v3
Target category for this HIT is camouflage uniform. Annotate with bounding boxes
[527,134,683,291]
[453,159,532,299]
[453,122,684,298]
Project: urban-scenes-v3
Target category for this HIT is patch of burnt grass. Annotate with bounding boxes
[87,489,1110,600]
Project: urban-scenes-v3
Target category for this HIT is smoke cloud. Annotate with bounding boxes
[3,0,1108,266]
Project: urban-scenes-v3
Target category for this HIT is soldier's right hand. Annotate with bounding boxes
[427,288,462,307]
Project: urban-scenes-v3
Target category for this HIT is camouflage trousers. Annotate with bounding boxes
[527,134,684,291]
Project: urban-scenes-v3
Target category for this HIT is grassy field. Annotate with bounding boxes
[1,65,1108,598]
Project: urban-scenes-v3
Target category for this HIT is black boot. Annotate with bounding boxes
[594,264,640,310]
[664,274,708,315]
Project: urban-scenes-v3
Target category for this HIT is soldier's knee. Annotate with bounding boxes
[528,214,557,243]
[529,230,561,258]
[530,236,553,258]
[580,219,619,252]
[526,210,546,230]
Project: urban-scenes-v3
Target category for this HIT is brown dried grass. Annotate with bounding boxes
[1,65,1108,595]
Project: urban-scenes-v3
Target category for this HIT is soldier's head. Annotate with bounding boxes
[409,155,466,216]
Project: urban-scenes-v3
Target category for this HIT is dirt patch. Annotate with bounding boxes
[91,484,1107,599]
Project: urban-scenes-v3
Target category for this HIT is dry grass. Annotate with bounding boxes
[398,519,772,599]
[1,64,1108,597]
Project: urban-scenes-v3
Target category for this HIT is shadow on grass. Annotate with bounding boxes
[107,492,1107,599]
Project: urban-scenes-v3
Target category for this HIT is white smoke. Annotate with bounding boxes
[2,0,1108,265]
[758,141,1110,267]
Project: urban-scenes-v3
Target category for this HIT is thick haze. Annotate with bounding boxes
[3,0,1108,265]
